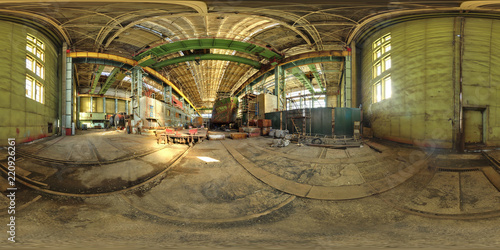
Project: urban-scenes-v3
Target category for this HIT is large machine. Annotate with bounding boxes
[211,97,239,125]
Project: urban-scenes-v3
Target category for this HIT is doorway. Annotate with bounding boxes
[463,108,486,145]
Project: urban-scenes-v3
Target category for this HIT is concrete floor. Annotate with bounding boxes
[1,130,500,249]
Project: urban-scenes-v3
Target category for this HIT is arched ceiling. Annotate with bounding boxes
[2,0,490,109]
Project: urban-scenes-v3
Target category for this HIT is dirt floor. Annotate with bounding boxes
[1,130,500,249]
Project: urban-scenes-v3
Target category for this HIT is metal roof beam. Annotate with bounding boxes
[89,65,105,94]
[134,38,283,62]
[288,67,315,95]
[308,64,324,92]
[234,51,347,97]
[98,67,120,95]
[152,54,261,69]
[68,52,201,116]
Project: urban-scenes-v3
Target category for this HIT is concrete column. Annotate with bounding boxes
[115,98,118,113]
[344,55,352,108]
[103,97,106,113]
[60,44,67,135]
[275,65,286,111]
[90,96,93,112]
[131,67,143,133]
[125,100,128,114]
[169,86,173,105]
[163,86,167,102]
[350,42,358,108]
[77,96,80,129]
[65,56,72,135]
[326,85,338,108]
[63,50,73,135]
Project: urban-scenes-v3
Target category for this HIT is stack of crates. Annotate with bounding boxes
[257,119,272,136]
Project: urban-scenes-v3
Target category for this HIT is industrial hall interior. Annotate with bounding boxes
[2,0,500,249]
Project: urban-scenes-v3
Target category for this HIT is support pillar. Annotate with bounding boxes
[125,100,128,114]
[65,55,73,135]
[350,42,358,108]
[131,67,144,133]
[77,96,80,129]
[90,96,93,112]
[103,97,106,114]
[163,85,167,102]
[344,55,352,108]
[275,65,286,111]
[115,98,118,113]
[169,86,173,105]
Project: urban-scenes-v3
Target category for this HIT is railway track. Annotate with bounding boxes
[0,146,191,197]
[4,135,500,222]
[14,144,170,166]
[118,140,297,224]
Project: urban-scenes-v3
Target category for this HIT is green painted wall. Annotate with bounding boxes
[361,17,455,148]
[462,18,500,146]
[0,20,59,146]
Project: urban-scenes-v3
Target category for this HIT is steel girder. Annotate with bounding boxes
[68,52,201,116]
[98,68,125,95]
[275,66,286,111]
[288,67,315,95]
[152,53,261,69]
[308,64,324,92]
[90,65,105,94]
[235,55,343,97]
[134,38,283,62]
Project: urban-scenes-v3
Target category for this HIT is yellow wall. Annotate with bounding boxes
[361,16,500,148]
[79,96,126,114]
[80,97,91,113]
[462,18,500,146]
[105,98,115,113]
[361,17,455,148]
[0,20,59,146]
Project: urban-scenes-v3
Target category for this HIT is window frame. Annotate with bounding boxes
[25,34,46,103]
[372,33,392,103]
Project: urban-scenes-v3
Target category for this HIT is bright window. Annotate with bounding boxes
[384,44,391,53]
[384,57,391,70]
[372,33,392,103]
[384,76,392,99]
[26,56,34,71]
[26,44,34,53]
[26,34,45,103]
[375,63,382,77]
[36,49,44,61]
[35,83,41,102]
[374,82,382,103]
[35,62,44,79]
[25,77,33,97]
[25,76,44,103]
[374,49,381,60]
